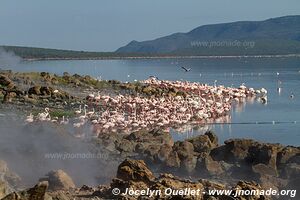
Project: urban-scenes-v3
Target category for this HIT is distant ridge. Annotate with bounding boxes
[0,45,145,59]
[116,15,300,56]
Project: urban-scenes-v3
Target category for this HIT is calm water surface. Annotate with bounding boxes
[4,57,300,146]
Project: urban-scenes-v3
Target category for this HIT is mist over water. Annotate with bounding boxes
[0,112,117,187]
[0,48,21,68]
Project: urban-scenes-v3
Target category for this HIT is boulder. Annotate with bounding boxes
[40,86,54,96]
[252,163,278,177]
[165,151,181,168]
[197,156,224,176]
[204,131,218,147]
[231,181,271,200]
[247,143,282,170]
[225,139,257,163]
[181,155,198,173]
[259,175,287,191]
[0,160,21,188]
[144,144,162,162]
[41,170,75,191]
[187,135,213,153]
[0,75,15,89]
[0,181,10,199]
[277,147,300,166]
[173,141,198,172]
[28,86,42,95]
[157,144,173,162]
[173,141,195,159]
[150,174,204,200]
[211,139,258,163]
[116,139,135,153]
[116,159,155,184]
[2,181,49,200]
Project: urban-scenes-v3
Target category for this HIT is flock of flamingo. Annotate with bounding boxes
[25,77,267,137]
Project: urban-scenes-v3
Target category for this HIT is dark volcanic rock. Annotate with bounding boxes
[231,181,272,200]
[187,135,213,153]
[165,151,181,168]
[247,143,282,170]
[150,174,204,200]
[117,159,155,184]
[277,146,300,166]
[2,181,49,200]
[28,86,42,95]
[173,141,195,159]
[0,74,24,103]
[157,144,173,162]
[40,170,76,191]
[28,86,72,100]
[211,139,258,163]
[95,159,271,200]
[0,75,15,89]
[116,139,135,153]
[205,131,218,147]
[252,163,278,177]
[0,160,21,189]
[0,181,10,199]
[173,141,197,172]
[197,156,224,176]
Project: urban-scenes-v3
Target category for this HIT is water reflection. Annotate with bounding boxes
[171,115,232,142]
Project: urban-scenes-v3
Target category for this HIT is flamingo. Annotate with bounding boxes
[91,119,98,124]
[88,93,95,99]
[260,88,268,96]
[37,108,50,121]
[80,78,263,135]
[60,116,69,125]
[87,108,95,116]
[73,118,86,128]
[51,117,59,123]
[95,91,101,101]
[239,83,246,90]
[79,105,88,119]
[75,105,82,114]
[25,113,34,123]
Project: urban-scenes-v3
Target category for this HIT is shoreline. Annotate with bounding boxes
[22,53,300,61]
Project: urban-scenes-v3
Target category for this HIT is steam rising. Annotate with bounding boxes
[0,48,21,67]
[0,113,117,187]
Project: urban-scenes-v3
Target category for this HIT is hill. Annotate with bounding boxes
[116,15,300,56]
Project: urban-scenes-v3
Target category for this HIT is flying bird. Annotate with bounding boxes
[181,66,191,72]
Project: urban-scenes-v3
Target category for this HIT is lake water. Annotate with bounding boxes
[3,57,300,146]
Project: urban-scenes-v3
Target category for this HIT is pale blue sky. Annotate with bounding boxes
[0,0,300,51]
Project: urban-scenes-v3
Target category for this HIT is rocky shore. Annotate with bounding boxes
[0,131,299,200]
[0,70,298,199]
[95,130,300,194]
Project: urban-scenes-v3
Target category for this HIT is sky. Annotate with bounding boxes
[0,0,300,52]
